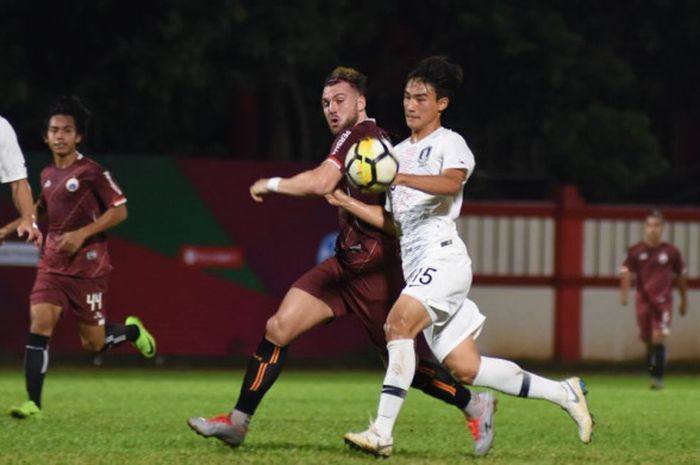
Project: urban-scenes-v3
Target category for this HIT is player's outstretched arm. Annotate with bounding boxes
[677,272,688,316]
[0,199,42,247]
[620,269,631,306]
[11,179,42,246]
[250,161,343,202]
[394,168,466,196]
[57,204,127,254]
[326,189,395,236]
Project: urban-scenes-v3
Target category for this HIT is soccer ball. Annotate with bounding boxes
[344,137,399,193]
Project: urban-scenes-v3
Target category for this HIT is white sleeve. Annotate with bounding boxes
[0,117,28,184]
[442,131,475,182]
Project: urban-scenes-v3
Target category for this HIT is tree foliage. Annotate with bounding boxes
[1,0,698,202]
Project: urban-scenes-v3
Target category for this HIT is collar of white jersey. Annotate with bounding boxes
[409,126,445,144]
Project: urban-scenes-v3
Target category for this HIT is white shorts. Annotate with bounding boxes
[423,298,485,362]
[401,245,485,362]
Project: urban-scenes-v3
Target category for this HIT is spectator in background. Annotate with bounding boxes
[0,116,42,246]
[620,209,688,390]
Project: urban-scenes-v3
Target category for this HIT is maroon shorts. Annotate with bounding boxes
[635,299,672,343]
[292,255,403,355]
[30,272,109,326]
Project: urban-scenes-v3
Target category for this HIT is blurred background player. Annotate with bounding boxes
[333,56,592,457]
[188,67,495,456]
[620,209,688,389]
[0,115,42,245]
[5,96,156,419]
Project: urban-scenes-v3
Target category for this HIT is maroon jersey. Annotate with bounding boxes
[325,119,400,271]
[37,153,127,278]
[622,242,685,308]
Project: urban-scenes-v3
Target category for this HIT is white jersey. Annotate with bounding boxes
[0,116,28,184]
[387,127,475,273]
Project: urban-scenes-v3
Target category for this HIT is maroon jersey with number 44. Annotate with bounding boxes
[37,153,126,278]
[622,242,685,308]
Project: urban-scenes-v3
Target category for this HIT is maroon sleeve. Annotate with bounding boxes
[671,246,686,275]
[91,163,127,208]
[621,247,635,272]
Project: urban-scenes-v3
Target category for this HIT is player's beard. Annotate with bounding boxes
[343,109,359,130]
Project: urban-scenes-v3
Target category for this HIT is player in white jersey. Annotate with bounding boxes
[0,116,42,246]
[332,56,593,458]
[388,125,484,362]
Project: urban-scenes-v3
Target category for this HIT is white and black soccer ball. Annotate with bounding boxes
[344,137,399,193]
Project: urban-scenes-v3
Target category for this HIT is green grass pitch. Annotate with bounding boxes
[1,368,699,464]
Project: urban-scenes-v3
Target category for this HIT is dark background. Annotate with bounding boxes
[2,0,699,203]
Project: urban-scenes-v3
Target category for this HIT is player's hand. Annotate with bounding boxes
[0,226,8,246]
[57,230,87,254]
[16,218,43,247]
[249,179,269,203]
[325,188,349,207]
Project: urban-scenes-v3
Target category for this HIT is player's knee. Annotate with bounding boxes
[29,313,56,335]
[384,319,407,341]
[265,315,292,346]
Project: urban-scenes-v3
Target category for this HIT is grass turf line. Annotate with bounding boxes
[1,369,699,465]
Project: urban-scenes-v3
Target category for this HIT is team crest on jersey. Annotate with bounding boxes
[43,179,52,188]
[658,252,668,264]
[639,252,648,261]
[418,147,432,165]
[65,177,80,192]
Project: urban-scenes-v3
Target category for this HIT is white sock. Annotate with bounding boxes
[473,356,566,406]
[373,339,415,438]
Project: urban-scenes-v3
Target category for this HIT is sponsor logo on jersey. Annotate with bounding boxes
[331,129,351,156]
[44,179,52,188]
[65,177,80,192]
[639,252,648,261]
[86,250,98,260]
[658,252,668,264]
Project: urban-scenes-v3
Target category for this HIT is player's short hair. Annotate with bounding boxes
[407,55,463,101]
[647,209,665,223]
[45,95,91,137]
[324,67,367,96]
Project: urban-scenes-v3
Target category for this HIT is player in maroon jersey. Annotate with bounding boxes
[5,96,156,419]
[620,209,688,389]
[188,67,495,456]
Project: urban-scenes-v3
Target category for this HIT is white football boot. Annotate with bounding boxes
[561,377,593,443]
[344,421,393,458]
